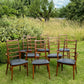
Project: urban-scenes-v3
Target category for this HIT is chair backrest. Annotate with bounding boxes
[26,36,37,52]
[63,39,77,61]
[58,34,68,49]
[48,37,59,53]
[35,40,47,59]
[22,35,27,50]
[6,39,20,63]
[40,34,49,50]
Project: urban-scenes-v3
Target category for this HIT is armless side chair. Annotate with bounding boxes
[6,39,28,80]
[56,39,78,80]
[32,40,50,79]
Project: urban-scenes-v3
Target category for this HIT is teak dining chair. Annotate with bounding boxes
[47,37,62,61]
[6,39,28,80]
[20,35,32,52]
[25,36,39,60]
[56,39,78,80]
[32,40,50,79]
[38,34,50,54]
[58,34,70,52]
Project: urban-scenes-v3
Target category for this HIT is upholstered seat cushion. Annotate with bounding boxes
[37,49,49,52]
[20,49,27,52]
[24,53,39,57]
[59,48,70,52]
[57,58,75,65]
[20,49,32,52]
[47,53,62,58]
[10,59,28,66]
[32,59,49,65]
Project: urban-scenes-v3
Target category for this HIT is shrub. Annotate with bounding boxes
[0,17,42,41]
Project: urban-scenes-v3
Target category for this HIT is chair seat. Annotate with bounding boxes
[57,58,75,65]
[20,49,32,52]
[59,48,70,52]
[24,53,39,57]
[32,59,49,65]
[10,59,28,66]
[47,53,62,58]
[37,49,49,52]
[20,49,27,52]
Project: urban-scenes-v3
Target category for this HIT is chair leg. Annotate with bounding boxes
[19,66,21,71]
[47,64,50,79]
[75,64,77,74]
[33,65,34,79]
[56,62,59,76]
[6,63,9,75]
[11,66,13,80]
[26,63,28,76]
[48,58,50,61]
[73,65,75,80]
[61,64,63,71]
[47,65,48,72]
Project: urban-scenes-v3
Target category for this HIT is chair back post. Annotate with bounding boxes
[63,39,66,58]
[35,40,37,59]
[75,40,77,61]
[6,41,10,64]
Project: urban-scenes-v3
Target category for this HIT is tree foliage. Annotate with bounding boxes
[29,0,54,21]
[59,0,84,22]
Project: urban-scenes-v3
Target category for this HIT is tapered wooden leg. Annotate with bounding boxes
[61,64,63,71]
[47,64,50,79]
[6,63,9,75]
[26,63,28,76]
[73,65,75,80]
[11,66,13,80]
[19,66,21,71]
[33,65,34,79]
[56,62,59,76]
[48,58,50,61]
[47,65,49,72]
[75,64,77,74]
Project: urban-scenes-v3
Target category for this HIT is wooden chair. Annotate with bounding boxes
[32,40,50,79]
[25,36,39,60]
[20,35,32,58]
[56,39,78,80]
[47,37,62,61]
[38,34,50,54]
[6,40,28,80]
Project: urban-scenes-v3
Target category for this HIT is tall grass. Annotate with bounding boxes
[26,18,84,41]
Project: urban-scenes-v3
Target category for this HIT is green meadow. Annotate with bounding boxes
[0,18,84,84]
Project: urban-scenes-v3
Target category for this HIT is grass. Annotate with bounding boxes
[0,41,84,84]
[27,18,84,41]
[0,18,84,84]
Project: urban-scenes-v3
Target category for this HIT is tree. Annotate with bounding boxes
[29,0,54,21]
[59,0,84,22]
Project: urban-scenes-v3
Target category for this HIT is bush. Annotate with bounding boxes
[0,17,42,41]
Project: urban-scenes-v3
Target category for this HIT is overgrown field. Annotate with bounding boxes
[29,18,84,41]
[0,17,84,84]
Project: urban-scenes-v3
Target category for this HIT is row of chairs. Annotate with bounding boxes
[5,34,78,80]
